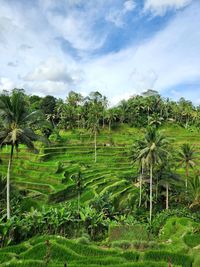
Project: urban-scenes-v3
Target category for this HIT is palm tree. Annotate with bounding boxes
[188,174,200,209]
[136,127,169,223]
[157,163,180,210]
[131,141,146,208]
[178,143,196,188]
[87,111,100,163]
[149,113,164,128]
[71,171,84,215]
[106,108,117,132]
[0,90,41,219]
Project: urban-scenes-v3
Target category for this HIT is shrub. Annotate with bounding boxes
[111,240,132,250]
[151,208,200,235]
[132,240,149,250]
[76,236,90,245]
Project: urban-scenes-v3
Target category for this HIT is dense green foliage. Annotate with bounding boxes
[1,89,200,266]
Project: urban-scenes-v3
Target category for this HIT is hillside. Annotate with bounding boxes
[0,123,199,209]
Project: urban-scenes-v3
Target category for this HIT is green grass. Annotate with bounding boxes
[0,235,187,267]
[1,124,199,208]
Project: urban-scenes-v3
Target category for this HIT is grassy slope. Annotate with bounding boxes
[0,234,193,267]
[0,123,200,208]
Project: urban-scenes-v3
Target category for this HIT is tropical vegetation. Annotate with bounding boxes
[0,88,200,266]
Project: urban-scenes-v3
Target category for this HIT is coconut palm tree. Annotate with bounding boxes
[149,113,164,128]
[0,90,41,219]
[106,108,117,132]
[87,111,100,163]
[187,174,200,209]
[71,171,84,215]
[157,163,180,210]
[136,127,169,223]
[178,143,196,188]
[131,141,146,208]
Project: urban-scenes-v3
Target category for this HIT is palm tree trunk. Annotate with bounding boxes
[7,144,14,220]
[77,114,80,129]
[139,165,143,207]
[186,163,188,188]
[166,183,169,210]
[109,120,111,132]
[94,131,97,163]
[150,164,153,224]
[156,175,158,201]
[78,190,80,215]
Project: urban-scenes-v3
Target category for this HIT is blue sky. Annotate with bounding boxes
[0,0,199,105]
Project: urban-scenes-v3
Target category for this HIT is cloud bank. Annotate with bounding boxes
[0,0,199,104]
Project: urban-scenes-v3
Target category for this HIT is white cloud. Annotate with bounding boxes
[0,0,199,106]
[106,0,136,27]
[79,1,200,104]
[144,0,192,15]
[24,58,82,83]
[24,81,68,96]
[124,0,136,11]
[40,0,110,51]
[0,77,15,91]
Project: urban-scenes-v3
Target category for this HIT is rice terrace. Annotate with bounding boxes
[0,0,200,267]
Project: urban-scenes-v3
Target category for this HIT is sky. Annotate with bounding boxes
[0,0,199,105]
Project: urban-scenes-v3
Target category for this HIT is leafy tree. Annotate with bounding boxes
[40,95,57,127]
[0,90,41,219]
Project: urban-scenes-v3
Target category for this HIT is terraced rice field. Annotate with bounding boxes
[0,235,193,267]
[0,124,200,207]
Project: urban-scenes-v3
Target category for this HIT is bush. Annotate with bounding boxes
[132,240,149,250]
[76,236,90,245]
[111,240,132,250]
[151,208,200,235]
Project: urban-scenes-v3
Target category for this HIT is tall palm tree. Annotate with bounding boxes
[0,90,41,219]
[72,171,84,215]
[157,163,179,210]
[87,111,100,163]
[131,141,146,208]
[178,143,196,188]
[136,127,169,223]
